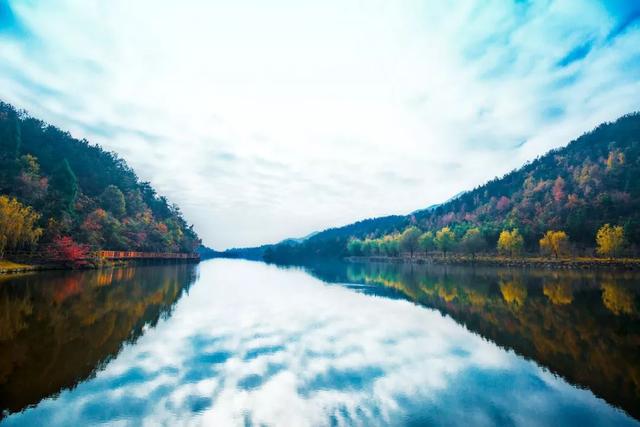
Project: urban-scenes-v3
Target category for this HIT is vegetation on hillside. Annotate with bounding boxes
[264,113,640,263]
[0,101,200,263]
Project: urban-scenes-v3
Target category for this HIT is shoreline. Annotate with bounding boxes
[345,255,640,270]
[0,258,200,275]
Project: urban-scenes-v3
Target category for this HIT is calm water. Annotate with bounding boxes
[0,259,639,426]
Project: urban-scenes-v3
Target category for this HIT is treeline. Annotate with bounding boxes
[264,113,640,263]
[346,223,627,259]
[0,101,200,264]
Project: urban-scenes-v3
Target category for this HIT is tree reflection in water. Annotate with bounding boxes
[0,264,197,416]
[299,261,640,419]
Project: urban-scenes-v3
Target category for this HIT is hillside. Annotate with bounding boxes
[262,113,640,263]
[0,101,200,260]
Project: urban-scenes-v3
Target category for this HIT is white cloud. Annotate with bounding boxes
[0,0,639,248]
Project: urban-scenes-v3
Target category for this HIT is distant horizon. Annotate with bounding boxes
[1,1,639,248]
[217,109,639,251]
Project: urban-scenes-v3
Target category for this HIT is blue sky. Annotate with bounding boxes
[1,0,639,249]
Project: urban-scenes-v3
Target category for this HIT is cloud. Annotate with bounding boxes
[0,0,639,248]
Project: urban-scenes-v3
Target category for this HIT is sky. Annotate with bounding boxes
[0,1,639,249]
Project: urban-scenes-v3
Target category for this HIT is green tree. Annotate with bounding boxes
[381,234,400,256]
[435,227,456,258]
[347,238,363,256]
[52,159,78,213]
[418,231,435,256]
[100,185,126,217]
[0,110,21,186]
[400,226,421,258]
[596,224,625,258]
[461,227,486,259]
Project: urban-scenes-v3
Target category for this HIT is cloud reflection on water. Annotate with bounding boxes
[2,259,637,426]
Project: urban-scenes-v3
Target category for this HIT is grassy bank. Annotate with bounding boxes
[346,255,640,270]
[0,260,41,274]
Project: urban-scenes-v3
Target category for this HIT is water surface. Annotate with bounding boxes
[0,259,638,426]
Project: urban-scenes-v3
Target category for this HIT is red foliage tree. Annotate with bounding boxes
[552,177,566,202]
[46,236,90,268]
[496,196,511,211]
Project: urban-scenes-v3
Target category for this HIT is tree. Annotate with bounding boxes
[381,234,400,256]
[496,196,510,211]
[497,229,524,257]
[0,195,43,258]
[400,226,421,258]
[461,228,486,259]
[596,224,625,258]
[52,159,78,213]
[361,238,374,255]
[539,230,569,259]
[552,177,566,202]
[0,108,22,186]
[435,227,456,258]
[347,238,363,256]
[45,236,89,268]
[418,231,435,256]
[100,185,126,217]
[15,154,48,203]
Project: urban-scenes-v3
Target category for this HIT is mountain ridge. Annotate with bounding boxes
[223,112,640,263]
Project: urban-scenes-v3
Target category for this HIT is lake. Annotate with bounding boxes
[0,259,639,426]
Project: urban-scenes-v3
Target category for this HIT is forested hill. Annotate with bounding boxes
[262,112,640,263]
[0,101,200,258]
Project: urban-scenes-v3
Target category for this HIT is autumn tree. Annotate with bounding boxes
[539,230,569,259]
[418,231,435,256]
[46,236,90,268]
[461,227,486,259]
[400,226,421,258]
[552,177,566,202]
[435,227,456,258]
[606,149,625,171]
[0,195,43,258]
[15,154,48,203]
[596,224,625,258]
[497,229,524,257]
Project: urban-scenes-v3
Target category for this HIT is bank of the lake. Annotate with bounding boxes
[346,254,640,270]
[0,257,199,275]
[0,260,40,274]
